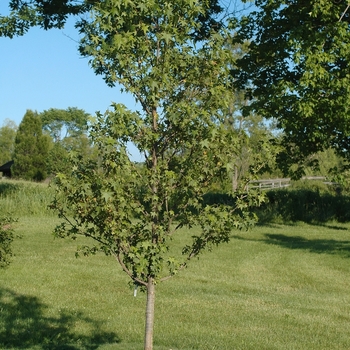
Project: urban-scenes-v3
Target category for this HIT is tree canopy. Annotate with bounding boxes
[0,0,223,39]
[232,0,350,177]
[2,1,349,177]
[40,107,89,142]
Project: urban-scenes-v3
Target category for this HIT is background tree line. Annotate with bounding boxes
[1,106,349,187]
[0,107,97,181]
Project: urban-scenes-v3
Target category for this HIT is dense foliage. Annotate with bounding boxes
[256,181,350,224]
[232,0,350,177]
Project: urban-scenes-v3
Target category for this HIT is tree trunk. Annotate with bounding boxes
[144,277,156,350]
[232,164,238,192]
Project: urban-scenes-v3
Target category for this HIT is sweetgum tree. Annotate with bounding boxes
[1,1,264,348]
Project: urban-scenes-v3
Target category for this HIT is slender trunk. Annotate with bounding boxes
[144,277,156,350]
[232,164,238,192]
[144,106,157,350]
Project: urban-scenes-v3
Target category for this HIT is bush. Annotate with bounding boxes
[0,216,17,268]
[256,181,350,224]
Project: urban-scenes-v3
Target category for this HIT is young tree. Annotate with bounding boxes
[0,119,17,166]
[12,110,49,181]
[231,0,350,178]
[2,1,263,348]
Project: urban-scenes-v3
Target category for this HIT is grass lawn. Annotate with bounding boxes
[1,215,350,349]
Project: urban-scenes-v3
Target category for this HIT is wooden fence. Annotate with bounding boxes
[248,176,327,191]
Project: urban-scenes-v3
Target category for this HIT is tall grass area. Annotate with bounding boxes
[0,179,55,216]
[1,180,350,349]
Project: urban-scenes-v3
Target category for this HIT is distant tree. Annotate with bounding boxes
[223,104,280,191]
[40,107,97,175]
[45,139,67,176]
[40,107,89,142]
[220,50,281,190]
[12,110,49,181]
[215,41,282,191]
[0,119,17,166]
[296,148,344,177]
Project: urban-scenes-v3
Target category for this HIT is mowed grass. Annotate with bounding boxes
[1,211,350,349]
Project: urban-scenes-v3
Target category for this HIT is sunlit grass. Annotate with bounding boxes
[1,215,350,349]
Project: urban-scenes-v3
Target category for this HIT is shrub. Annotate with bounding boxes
[0,216,17,268]
[256,181,350,224]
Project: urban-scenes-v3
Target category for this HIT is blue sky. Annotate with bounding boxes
[0,4,143,160]
[0,1,253,125]
[0,2,253,161]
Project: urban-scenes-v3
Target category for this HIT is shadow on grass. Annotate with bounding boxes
[264,234,350,257]
[233,234,350,258]
[309,223,349,231]
[258,222,349,231]
[0,288,120,349]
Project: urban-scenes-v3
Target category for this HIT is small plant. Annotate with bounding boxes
[0,215,18,268]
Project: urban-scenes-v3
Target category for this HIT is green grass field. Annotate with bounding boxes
[1,180,350,349]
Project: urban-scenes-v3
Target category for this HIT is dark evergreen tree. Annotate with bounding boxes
[12,110,49,181]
